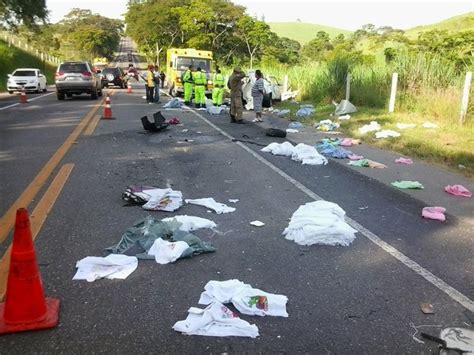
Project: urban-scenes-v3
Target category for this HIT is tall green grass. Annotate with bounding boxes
[0,39,56,92]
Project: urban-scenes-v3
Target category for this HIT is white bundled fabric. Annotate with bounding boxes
[291,143,328,165]
[359,121,381,134]
[185,198,236,214]
[375,130,401,139]
[73,254,138,282]
[199,279,288,317]
[161,215,217,232]
[173,302,259,338]
[261,142,296,156]
[142,188,183,212]
[147,238,190,264]
[283,201,357,246]
[163,98,183,109]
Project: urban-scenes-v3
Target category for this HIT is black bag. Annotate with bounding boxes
[266,128,287,138]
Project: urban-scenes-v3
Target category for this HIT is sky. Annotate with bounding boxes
[46,0,473,30]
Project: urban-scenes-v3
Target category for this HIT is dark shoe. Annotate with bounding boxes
[236,120,246,124]
[230,119,237,123]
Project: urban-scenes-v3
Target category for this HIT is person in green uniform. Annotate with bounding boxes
[212,69,225,106]
[182,65,194,105]
[193,67,207,108]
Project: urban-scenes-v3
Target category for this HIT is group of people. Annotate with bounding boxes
[181,66,226,108]
[143,64,165,104]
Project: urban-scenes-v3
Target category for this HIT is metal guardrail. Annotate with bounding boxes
[1,31,61,65]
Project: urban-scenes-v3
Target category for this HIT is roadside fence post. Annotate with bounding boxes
[460,71,472,125]
[283,75,289,93]
[388,72,398,113]
[345,73,351,101]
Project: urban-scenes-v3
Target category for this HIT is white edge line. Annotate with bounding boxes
[186,105,474,313]
[0,92,54,111]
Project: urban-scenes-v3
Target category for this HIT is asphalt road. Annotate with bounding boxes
[0,39,472,353]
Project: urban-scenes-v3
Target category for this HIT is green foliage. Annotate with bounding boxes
[302,31,333,61]
[0,0,47,29]
[268,22,351,44]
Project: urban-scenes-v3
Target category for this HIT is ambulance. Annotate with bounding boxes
[166,48,213,97]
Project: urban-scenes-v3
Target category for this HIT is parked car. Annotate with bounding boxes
[242,70,282,109]
[7,68,48,94]
[55,61,103,100]
[102,67,125,88]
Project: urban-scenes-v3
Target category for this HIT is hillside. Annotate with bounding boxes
[0,39,56,92]
[269,22,351,44]
[406,12,474,38]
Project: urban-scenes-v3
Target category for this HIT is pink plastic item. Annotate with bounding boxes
[422,207,446,221]
[340,138,352,146]
[444,185,472,198]
[348,154,364,160]
[395,157,413,165]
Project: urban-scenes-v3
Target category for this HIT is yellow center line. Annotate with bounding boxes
[0,163,75,300]
[0,98,104,244]
[83,114,101,136]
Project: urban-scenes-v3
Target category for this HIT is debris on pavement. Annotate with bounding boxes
[261,142,296,156]
[439,327,474,353]
[395,157,413,165]
[359,121,381,134]
[295,107,315,118]
[164,98,184,109]
[288,121,303,129]
[207,105,225,115]
[422,207,446,221]
[348,159,387,168]
[199,279,288,317]
[272,109,291,117]
[338,114,351,120]
[105,216,216,259]
[161,215,217,232]
[140,115,169,132]
[147,238,192,264]
[266,128,287,138]
[444,184,472,198]
[185,198,236,214]
[348,154,364,160]
[396,123,416,130]
[250,220,265,227]
[391,180,424,189]
[315,119,340,132]
[173,302,259,338]
[122,185,182,212]
[73,254,138,282]
[420,303,435,314]
[422,122,439,129]
[333,99,357,116]
[375,130,401,139]
[228,199,239,203]
[317,144,353,159]
[340,138,360,147]
[283,200,357,246]
[286,128,299,133]
[291,143,328,165]
[168,117,181,125]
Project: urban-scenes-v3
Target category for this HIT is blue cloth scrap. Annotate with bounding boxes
[288,121,304,129]
[316,144,353,159]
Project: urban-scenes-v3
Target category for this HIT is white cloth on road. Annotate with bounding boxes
[439,327,474,353]
[283,201,357,246]
[147,238,190,264]
[261,142,296,156]
[173,302,259,338]
[142,188,183,212]
[161,215,216,232]
[291,143,328,165]
[199,279,288,317]
[73,254,138,282]
[185,198,236,214]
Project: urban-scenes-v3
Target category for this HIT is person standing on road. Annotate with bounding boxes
[193,67,207,108]
[251,69,265,122]
[212,69,225,106]
[183,65,194,105]
[145,64,155,104]
[228,67,245,124]
[160,71,166,88]
[153,66,160,103]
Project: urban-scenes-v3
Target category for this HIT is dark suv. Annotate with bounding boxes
[102,67,125,88]
[55,62,103,100]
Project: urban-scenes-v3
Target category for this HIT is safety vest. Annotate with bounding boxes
[146,70,155,87]
[183,70,193,83]
[193,71,207,85]
[213,73,225,87]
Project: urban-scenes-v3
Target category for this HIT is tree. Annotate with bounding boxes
[302,31,333,61]
[0,0,48,29]
[236,15,274,68]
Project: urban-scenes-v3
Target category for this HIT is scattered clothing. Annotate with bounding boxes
[439,327,474,353]
[422,207,446,221]
[338,114,351,120]
[317,144,353,159]
[185,198,236,214]
[288,121,303,129]
[375,130,401,139]
[261,142,296,157]
[276,109,291,117]
[168,117,181,125]
[422,122,438,129]
[283,201,357,246]
[444,184,472,198]
[266,128,287,138]
[250,220,265,227]
[359,121,381,134]
[391,180,424,189]
[161,215,216,232]
[207,105,225,115]
[73,254,138,282]
[147,238,190,264]
[164,98,184,109]
[173,302,259,338]
[395,157,413,165]
[334,99,357,116]
[348,154,364,160]
[291,143,328,165]
[396,123,416,130]
[315,119,340,132]
[286,129,299,133]
[198,280,288,317]
[340,138,360,147]
[348,159,386,168]
[228,199,239,203]
[295,107,315,117]
[105,216,216,260]
[141,188,183,211]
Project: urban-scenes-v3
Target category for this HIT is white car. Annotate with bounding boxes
[7,68,48,94]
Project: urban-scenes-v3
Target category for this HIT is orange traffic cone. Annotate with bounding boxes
[0,208,60,335]
[102,94,114,119]
[127,82,132,93]
[20,87,28,104]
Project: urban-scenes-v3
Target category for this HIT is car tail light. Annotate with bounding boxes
[82,71,92,77]
[55,71,64,77]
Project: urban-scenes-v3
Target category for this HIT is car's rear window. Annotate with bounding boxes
[13,70,36,76]
[59,63,88,73]
[103,68,120,74]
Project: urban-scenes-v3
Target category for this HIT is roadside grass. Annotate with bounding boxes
[274,100,474,177]
[0,39,56,92]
